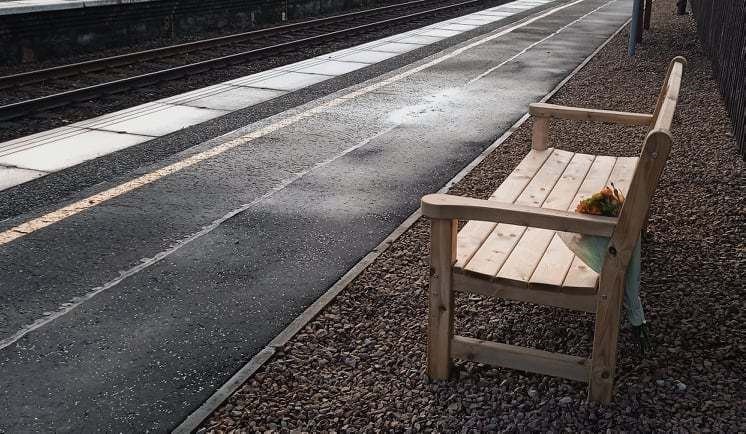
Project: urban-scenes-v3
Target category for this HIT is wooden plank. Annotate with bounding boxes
[496,227,551,282]
[563,256,600,290]
[427,219,457,380]
[461,149,574,277]
[607,156,639,195]
[451,335,591,383]
[498,152,592,283]
[455,149,553,268]
[453,272,597,313]
[529,103,653,126]
[456,221,496,268]
[422,195,618,237]
[653,62,683,132]
[462,223,526,276]
[514,149,574,207]
[489,148,555,202]
[569,155,619,208]
[542,153,596,211]
[563,156,628,289]
[529,234,576,287]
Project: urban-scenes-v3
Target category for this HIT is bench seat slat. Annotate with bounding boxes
[462,149,574,275]
[459,223,526,277]
[495,152,592,282]
[455,148,555,268]
[559,155,619,288]
[561,156,638,289]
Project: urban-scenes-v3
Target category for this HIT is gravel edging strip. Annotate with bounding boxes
[172,15,630,434]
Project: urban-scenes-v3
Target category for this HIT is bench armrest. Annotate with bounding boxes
[529,102,653,126]
[421,194,617,237]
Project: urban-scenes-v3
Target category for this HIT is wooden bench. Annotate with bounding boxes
[421,57,686,403]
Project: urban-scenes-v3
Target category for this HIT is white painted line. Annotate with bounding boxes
[0,0,601,349]
[173,11,631,432]
[0,0,590,246]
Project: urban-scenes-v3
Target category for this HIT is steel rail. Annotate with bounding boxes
[0,0,433,90]
[0,0,482,121]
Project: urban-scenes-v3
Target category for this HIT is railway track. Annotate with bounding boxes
[0,0,493,123]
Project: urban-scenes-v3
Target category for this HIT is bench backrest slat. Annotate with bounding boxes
[650,56,686,132]
[601,57,685,278]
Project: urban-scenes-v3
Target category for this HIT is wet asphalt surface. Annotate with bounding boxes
[0,0,631,431]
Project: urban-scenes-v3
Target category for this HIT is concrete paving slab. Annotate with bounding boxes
[450,16,501,25]
[432,23,479,31]
[414,28,461,38]
[173,85,286,111]
[332,50,400,64]
[470,11,512,18]
[91,104,228,137]
[0,125,87,157]
[228,71,332,92]
[395,34,445,45]
[73,101,169,131]
[0,0,158,15]
[292,59,371,76]
[0,129,154,172]
[367,41,426,54]
[0,166,47,191]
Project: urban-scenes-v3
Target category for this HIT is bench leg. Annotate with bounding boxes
[588,279,625,403]
[427,218,457,381]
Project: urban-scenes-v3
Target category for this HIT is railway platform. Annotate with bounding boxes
[0,0,633,431]
[0,0,555,193]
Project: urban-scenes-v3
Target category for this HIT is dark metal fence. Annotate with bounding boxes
[690,0,746,158]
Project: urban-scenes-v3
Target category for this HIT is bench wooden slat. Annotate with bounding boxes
[513,149,574,207]
[562,156,638,289]
[453,272,597,312]
[494,151,589,282]
[451,335,591,382]
[455,149,554,268]
[529,234,577,288]
[462,149,573,276]
[458,223,525,276]
[532,155,615,288]
[526,153,597,287]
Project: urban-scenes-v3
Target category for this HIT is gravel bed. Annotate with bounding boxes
[203,1,745,431]
[0,0,512,143]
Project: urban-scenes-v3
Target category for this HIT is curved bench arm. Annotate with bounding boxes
[421,194,618,237]
[529,103,653,126]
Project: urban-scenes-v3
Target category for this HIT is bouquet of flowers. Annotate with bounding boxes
[558,183,650,355]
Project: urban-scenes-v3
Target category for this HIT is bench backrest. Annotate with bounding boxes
[650,56,686,133]
[603,57,685,277]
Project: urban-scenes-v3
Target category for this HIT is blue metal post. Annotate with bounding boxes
[629,0,642,56]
